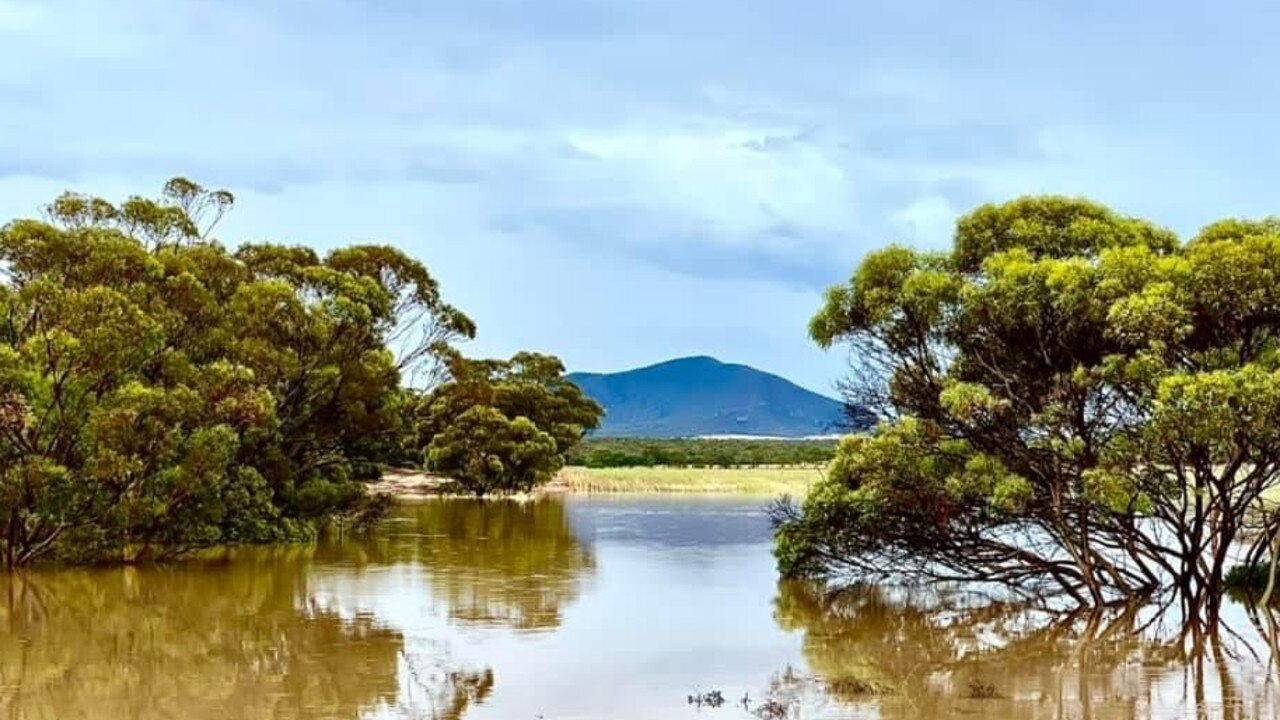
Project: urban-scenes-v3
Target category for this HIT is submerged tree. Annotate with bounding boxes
[0,179,474,566]
[775,197,1280,621]
[418,352,602,495]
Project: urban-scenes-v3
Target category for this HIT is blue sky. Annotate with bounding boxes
[2,0,1278,393]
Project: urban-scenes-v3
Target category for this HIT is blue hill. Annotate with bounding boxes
[567,356,857,438]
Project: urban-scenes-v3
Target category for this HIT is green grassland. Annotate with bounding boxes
[554,465,823,496]
[565,436,838,468]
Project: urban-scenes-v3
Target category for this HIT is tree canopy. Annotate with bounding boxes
[0,178,473,566]
[417,352,602,495]
[775,196,1280,621]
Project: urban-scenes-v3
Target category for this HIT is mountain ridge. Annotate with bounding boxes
[567,356,853,438]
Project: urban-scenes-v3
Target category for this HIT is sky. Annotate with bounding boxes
[2,0,1279,394]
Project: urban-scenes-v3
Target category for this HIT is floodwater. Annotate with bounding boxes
[2,496,1279,719]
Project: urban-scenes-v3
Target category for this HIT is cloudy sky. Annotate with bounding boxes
[1,0,1277,393]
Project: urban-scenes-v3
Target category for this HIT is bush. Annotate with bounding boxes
[418,352,602,495]
[1225,563,1272,593]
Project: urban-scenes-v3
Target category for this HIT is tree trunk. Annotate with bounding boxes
[1261,513,1280,606]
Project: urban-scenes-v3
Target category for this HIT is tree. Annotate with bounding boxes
[0,178,473,566]
[426,406,561,495]
[774,196,1280,623]
[418,352,602,495]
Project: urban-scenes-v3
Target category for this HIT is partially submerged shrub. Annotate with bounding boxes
[965,679,1000,699]
[753,699,789,720]
[687,690,725,708]
[826,675,892,697]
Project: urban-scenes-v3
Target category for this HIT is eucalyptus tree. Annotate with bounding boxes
[775,197,1280,622]
[0,178,473,566]
[418,351,603,495]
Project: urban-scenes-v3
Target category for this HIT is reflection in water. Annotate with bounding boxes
[321,499,596,631]
[8,498,1280,719]
[0,550,491,720]
[772,581,1280,719]
[0,498,597,720]
[565,497,774,548]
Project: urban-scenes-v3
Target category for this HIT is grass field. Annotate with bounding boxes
[554,465,823,496]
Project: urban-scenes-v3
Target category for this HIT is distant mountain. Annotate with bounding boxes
[567,356,857,438]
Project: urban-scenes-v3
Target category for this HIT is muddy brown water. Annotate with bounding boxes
[1,496,1277,719]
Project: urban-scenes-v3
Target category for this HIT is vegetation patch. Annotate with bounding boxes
[965,679,1001,699]
[1225,563,1273,594]
[686,690,725,709]
[565,437,836,469]
[775,196,1280,626]
[555,466,820,496]
[415,352,602,496]
[826,675,893,697]
[752,699,789,720]
[0,178,598,566]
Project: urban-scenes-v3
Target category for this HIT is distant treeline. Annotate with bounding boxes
[565,437,838,468]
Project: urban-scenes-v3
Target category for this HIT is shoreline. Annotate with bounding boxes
[369,466,821,499]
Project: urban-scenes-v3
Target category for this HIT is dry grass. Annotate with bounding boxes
[552,466,822,496]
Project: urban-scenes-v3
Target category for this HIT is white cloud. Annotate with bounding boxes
[890,195,958,248]
[5,0,1280,388]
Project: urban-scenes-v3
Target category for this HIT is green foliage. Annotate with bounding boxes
[778,195,1280,615]
[563,437,836,468]
[0,178,473,566]
[951,195,1177,273]
[1224,563,1271,594]
[418,352,602,495]
[426,406,561,495]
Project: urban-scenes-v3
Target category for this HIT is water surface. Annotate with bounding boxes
[1,496,1276,719]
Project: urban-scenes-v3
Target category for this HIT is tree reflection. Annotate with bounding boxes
[323,498,595,631]
[0,550,491,720]
[770,581,1280,719]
